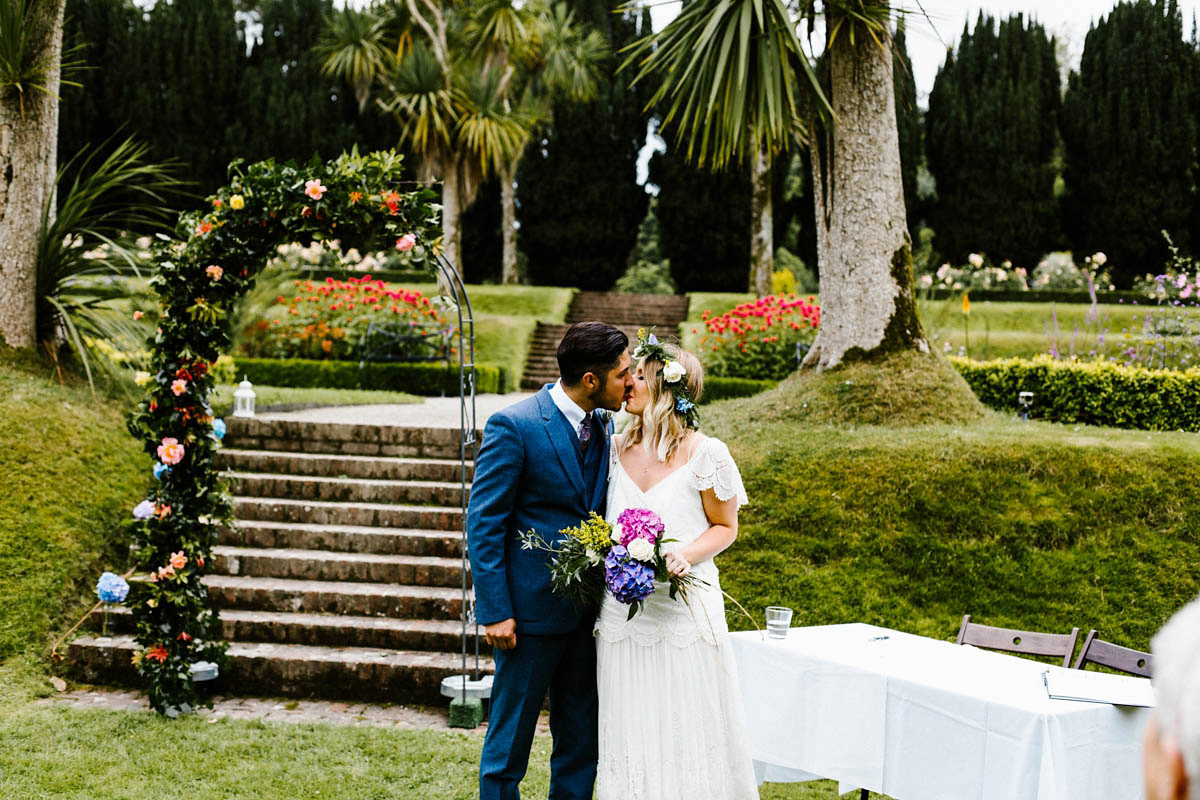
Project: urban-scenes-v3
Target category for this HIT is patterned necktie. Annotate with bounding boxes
[578,412,593,448]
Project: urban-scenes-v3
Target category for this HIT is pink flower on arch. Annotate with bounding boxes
[206,265,224,281]
[171,379,187,396]
[395,233,416,252]
[304,179,328,200]
[157,437,185,465]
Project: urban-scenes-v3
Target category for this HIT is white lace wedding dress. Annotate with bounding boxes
[595,436,759,800]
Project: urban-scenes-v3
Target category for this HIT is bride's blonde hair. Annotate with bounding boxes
[620,343,703,463]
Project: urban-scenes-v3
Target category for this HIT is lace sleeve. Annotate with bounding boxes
[607,434,621,481]
[690,438,749,506]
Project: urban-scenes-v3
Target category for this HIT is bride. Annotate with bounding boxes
[595,334,759,799]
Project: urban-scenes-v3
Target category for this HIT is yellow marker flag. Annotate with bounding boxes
[961,293,971,315]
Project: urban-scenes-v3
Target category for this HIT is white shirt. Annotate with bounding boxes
[549,379,589,440]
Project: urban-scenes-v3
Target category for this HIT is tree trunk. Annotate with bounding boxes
[500,158,518,284]
[441,157,462,287]
[803,14,927,371]
[0,0,65,349]
[749,142,773,296]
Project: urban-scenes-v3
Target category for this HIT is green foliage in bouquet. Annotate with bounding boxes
[519,512,612,610]
[125,149,439,715]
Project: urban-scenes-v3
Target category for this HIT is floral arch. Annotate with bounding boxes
[125,150,441,715]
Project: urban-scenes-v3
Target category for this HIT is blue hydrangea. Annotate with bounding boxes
[676,397,695,414]
[96,571,129,604]
[604,545,656,605]
[132,499,155,520]
[153,462,172,480]
[212,418,226,440]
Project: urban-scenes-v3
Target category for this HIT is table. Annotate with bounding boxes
[731,623,1150,800]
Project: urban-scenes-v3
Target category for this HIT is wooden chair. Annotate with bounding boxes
[1073,630,1153,677]
[955,615,1079,667]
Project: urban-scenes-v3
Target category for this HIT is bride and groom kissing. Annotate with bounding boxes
[467,321,758,800]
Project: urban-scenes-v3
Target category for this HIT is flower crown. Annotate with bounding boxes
[633,328,700,430]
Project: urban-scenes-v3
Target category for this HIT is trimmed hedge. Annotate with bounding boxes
[702,376,777,404]
[951,355,1200,431]
[233,357,508,396]
[925,288,1145,304]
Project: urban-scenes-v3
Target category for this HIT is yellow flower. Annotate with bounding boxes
[961,293,971,316]
[230,194,245,210]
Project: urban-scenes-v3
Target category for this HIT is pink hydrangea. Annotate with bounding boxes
[157,437,185,465]
[616,507,665,546]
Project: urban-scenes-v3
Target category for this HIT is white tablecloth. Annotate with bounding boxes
[731,623,1150,800]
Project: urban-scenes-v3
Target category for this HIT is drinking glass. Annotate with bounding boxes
[765,606,793,639]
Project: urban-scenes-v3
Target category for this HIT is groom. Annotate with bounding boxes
[467,321,634,800]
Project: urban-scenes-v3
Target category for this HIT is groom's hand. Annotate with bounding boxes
[485,618,517,650]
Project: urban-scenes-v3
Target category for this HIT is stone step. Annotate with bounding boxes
[227,473,466,507]
[216,449,472,482]
[225,418,477,459]
[212,546,465,587]
[69,635,493,704]
[220,520,462,558]
[234,497,462,531]
[204,575,464,619]
[90,607,482,653]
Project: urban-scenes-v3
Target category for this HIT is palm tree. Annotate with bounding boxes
[628,0,929,369]
[0,0,73,348]
[321,0,603,281]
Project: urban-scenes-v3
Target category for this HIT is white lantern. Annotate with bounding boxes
[233,377,256,418]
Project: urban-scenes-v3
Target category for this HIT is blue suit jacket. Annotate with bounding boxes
[467,385,612,635]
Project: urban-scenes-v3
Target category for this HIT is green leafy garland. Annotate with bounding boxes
[125,150,440,715]
[632,327,701,430]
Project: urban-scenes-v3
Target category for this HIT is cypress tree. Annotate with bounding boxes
[893,21,922,237]
[1062,0,1196,284]
[516,0,650,289]
[925,13,1061,267]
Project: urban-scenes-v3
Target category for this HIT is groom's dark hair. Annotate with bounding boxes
[558,322,629,386]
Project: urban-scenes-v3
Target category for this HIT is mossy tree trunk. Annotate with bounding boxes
[803,7,928,371]
[0,0,65,349]
[500,157,518,284]
[749,141,773,296]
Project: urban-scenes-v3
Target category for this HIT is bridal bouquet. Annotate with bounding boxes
[519,508,706,620]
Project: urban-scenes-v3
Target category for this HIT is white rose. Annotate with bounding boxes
[662,360,686,384]
[1092,252,1107,266]
[968,253,984,268]
[626,538,655,562]
[611,527,623,544]
[585,548,601,565]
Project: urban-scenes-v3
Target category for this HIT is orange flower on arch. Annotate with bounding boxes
[145,644,169,663]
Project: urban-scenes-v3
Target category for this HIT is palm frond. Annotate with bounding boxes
[380,42,460,174]
[315,7,395,112]
[537,3,605,102]
[0,0,84,116]
[456,66,531,177]
[623,0,830,169]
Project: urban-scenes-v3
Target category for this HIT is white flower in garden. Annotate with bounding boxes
[918,274,933,288]
[662,360,686,384]
[936,263,951,280]
[1092,252,1107,266]
[1002,260,1012,269]
[968,253,984,268]
[626,538,655,562]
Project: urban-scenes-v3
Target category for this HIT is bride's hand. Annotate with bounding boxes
[665,552,691,578]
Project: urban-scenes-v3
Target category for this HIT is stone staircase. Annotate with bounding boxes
[522,291,692,389]
[69,417,491,705]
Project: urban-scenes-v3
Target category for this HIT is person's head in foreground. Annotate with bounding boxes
[1145,596,1200,800]
[556,321,632,413]
[622,331,703,462]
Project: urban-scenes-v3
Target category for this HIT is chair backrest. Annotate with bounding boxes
[955,614,1080,667]
[1073,630,1153,677]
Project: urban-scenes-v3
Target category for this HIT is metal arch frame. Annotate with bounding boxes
[428,250,483,696]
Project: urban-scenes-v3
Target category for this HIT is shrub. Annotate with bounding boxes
[693,294,820,380]
[238,276,452,361]
[614,258,677,294]
[951,354,1200,431]
[233,356,506,395]
[701,376,777,404]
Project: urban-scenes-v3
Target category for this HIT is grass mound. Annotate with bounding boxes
[0,351,148,701]
[703,410,1200,649]
[739,349,985,427]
